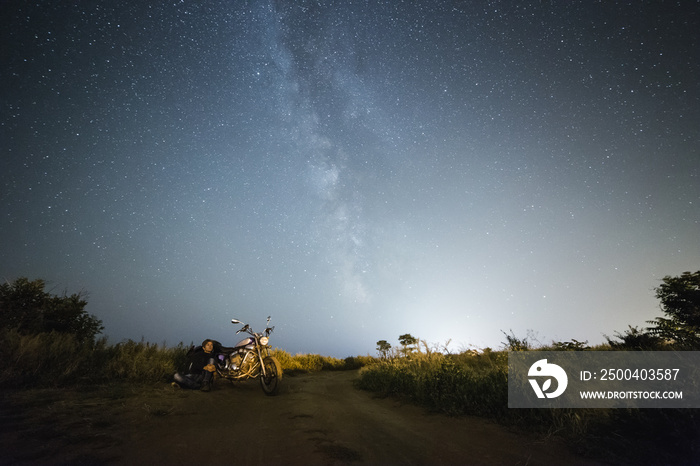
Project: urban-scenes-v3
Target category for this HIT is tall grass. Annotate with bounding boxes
[0,329,92,386]
[270,349,373,373]
[271,349,345,373]
[0,330,368,388]
[101,339,190,382]
[357,351,509,417]
[0,329,189,387]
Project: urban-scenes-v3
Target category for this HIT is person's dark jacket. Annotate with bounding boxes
[188,347,215,373]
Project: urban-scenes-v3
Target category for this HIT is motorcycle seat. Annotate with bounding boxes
[210,340,236,354]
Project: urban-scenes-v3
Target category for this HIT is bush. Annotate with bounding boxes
[343,355,374,370]
[605,326,666,351]
[0,277,103,344]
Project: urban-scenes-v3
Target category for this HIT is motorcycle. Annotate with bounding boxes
[213,316,283,396]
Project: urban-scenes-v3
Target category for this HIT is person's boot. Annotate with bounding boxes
[201,370,213,392]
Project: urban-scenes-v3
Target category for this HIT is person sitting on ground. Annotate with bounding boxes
[172,339,217,392]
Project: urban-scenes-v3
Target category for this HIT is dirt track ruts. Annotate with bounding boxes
[1,370,602,465]
[120,370,600,465]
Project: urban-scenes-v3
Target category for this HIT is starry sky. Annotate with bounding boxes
[2,1,698,357]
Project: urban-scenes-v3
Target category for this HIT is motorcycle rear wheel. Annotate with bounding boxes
[260,356,283,396]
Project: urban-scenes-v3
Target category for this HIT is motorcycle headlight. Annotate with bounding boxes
[260,336,269,346]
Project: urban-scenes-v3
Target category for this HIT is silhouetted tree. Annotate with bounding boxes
[0,277,103,343]
[398,333,418,356]
[376,340,392,359]
[647,271,700,349]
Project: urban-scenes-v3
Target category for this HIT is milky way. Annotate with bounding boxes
[2,1,698,356]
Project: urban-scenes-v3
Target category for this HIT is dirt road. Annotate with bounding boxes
[2,370,601,465]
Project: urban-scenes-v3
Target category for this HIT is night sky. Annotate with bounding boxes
[2,1,698,357]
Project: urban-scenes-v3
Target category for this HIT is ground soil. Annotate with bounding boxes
[1,370,604,465]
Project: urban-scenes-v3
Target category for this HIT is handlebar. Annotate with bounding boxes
[231,318,275,337]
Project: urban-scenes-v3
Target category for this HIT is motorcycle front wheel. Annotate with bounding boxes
[260,356,283,396]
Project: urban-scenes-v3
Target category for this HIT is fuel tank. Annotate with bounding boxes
[235,337,255,349]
